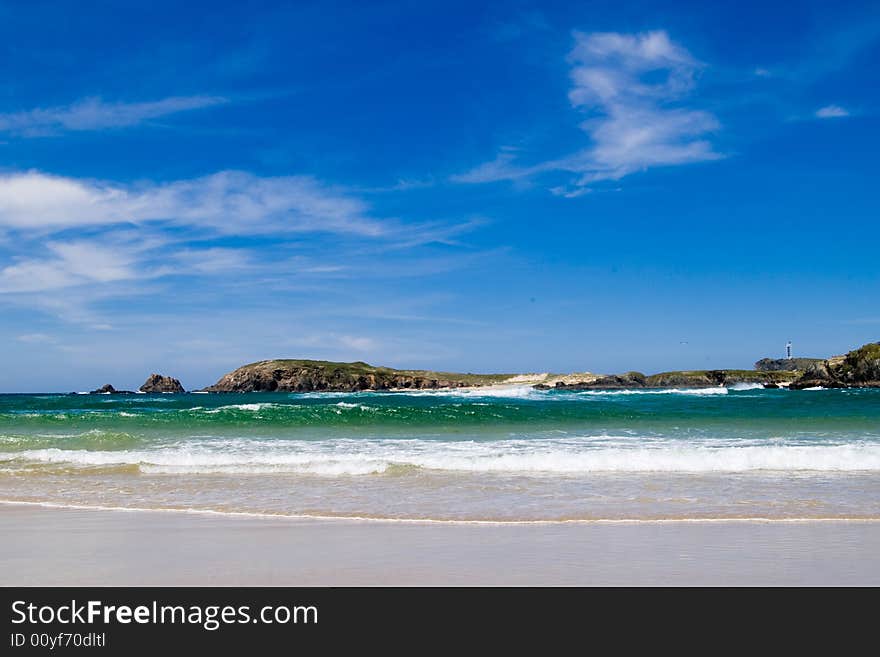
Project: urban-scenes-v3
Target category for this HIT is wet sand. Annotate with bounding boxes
[1,504,879,585]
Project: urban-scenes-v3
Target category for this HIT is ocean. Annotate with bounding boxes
[1,385,879,522]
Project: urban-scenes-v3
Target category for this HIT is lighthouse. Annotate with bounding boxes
[786,341,792,360]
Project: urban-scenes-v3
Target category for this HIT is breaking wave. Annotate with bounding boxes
[576,387,729,396]
[8,438,880,475]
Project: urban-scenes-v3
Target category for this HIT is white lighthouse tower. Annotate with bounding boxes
[786,341,792,360]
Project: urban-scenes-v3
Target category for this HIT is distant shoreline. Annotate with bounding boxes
[60,341,878,394]
[11,382,880,396]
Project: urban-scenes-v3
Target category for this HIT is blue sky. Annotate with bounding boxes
[1,0,878,391]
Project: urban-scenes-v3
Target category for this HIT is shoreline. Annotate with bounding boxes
[2,503,879,585]
[3,499,880,525]
[17,382,880,395]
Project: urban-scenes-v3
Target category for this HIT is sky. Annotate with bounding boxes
[0,0,878,391]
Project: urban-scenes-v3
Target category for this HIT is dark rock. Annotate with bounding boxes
[755,357,822,372]
[201,360,505,393]
[646,369,795,388]
[790,342,880,389]
[139,373,185,393]
[789,379,844,390]
[803,361,832,380]
[835,342,880,385]
[644,371,719,387]
[763,383,780,389]
[553,371,647,390]
[544,368,796,390]
[89,384,135,394]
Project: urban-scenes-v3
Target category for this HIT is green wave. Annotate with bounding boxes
[1,390,879,450]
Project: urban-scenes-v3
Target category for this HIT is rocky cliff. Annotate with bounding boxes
[194,343,880,393]
[139,374,185,393]
[201,360,510,392]
[790,342,880,389]
[755,357,823,372]
[645,369,798,387]
[545,369,797,390]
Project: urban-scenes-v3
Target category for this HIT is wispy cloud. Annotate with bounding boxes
[0,169,385,297]
[170,248,255,275]
[16,333,57,344]
[338,335,378,351]
[280,332,380,355]
[0,168,486,320]
[783,15,880,84]
[0,170,384,236]
[455,30,722,195]
[815,104,850,118]
[0,95,227,136]
[0,236,154,294]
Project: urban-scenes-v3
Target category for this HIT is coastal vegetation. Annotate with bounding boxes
[85,342,880,393]
[201,359,514,392]
[790,342,880,389]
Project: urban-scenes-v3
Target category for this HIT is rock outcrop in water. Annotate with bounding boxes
[139,373,185,393]
[89,384,135,394]
[201,360,510,392]
[790,342,880,389]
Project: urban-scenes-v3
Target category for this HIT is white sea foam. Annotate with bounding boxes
[204,403,278,413]
[335,401,371,409]
[729,383,766,391]
[12,438,880,475]
[391,385,545,399]
[577,387,729,396]
[284,384,745,400]
[293,391,365,399]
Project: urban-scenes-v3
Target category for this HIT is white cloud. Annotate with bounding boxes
[0,170,385,236]
[0,95,227,136]
[454,30,722,193]
[0,164,484,327]
[170,248,254,274]
[0,168,483,304]
[280,332,380,355]
[815,104,850,118]
[16,333,56,344]
[338,335,378,351]
[0,239,142,293]
[452,152,527,184]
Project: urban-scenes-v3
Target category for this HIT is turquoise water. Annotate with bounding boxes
[1,386,879,520]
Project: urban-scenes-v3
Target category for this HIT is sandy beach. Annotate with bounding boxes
[2,504,879,586]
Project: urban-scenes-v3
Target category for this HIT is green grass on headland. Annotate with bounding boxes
[241,359,514,385]
[645,369,799,387]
